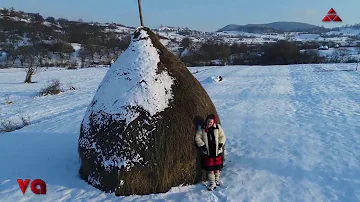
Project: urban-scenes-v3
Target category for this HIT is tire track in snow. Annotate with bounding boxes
[200,65,298,202]
[288,64,360,202]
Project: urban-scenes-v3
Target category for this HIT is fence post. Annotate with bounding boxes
[138,0,144,27]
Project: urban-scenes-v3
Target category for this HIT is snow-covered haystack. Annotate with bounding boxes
[78,27,220,196]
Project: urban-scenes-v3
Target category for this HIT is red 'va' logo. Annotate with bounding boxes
[17,179,47,195]
[322,8,342,22]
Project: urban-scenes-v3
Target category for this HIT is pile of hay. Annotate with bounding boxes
[78,27,220,196]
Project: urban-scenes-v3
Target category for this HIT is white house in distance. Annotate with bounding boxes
[318,45,329,50]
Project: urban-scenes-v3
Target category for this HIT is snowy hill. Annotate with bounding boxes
[0,8,359,67]
[1,8,358,48]
[1,64,359,201]
[326,27,360,37]
[218,22,323,33]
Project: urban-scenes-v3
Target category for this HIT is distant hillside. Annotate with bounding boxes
[218,22,329,33]
[0,7,136,68]
[0,8,210,69]
[1,7,359,69]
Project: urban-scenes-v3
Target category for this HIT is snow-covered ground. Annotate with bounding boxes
[317,47,359,57]
[295,33,320,41]
[326,28,360,37]
[0,64,359,201]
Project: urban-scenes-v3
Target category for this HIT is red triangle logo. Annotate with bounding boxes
[333,15,342,22]
[328,8,337,15]
[322,15,331,22]
[328,15,336,20]
[322,8,342,22]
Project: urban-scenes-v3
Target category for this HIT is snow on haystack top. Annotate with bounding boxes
[83,27,175,129]
[80,27,175,172]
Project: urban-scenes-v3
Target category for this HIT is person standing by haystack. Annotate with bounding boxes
[195,114,226,191]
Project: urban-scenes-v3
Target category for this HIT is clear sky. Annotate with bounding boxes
[1,0,359,32]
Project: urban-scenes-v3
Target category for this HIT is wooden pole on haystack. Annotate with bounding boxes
[138,0,144,26]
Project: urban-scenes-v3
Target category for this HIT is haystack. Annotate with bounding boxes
[78,27,221,196]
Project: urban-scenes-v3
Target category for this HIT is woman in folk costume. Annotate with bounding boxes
[195,114,226,191]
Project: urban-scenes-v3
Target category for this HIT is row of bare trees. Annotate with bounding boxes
[0,8,133,82]
[180,39,360,66]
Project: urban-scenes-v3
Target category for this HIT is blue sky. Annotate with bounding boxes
[1,0,359,31]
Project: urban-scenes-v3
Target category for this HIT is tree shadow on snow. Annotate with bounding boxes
[0,82,27,85]
[1,91,39,97]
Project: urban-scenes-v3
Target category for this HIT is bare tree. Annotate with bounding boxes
[88,45,97,64]
[38,47,50,67]
[0,34,21,68]
[17,46,29,67]
[181,38,192,49]
[330,48,351,63]
[57,51,66,66]
[95,46,106,61]
[79,46,87,68]
[19,46,41,83]
[1,45,16,68]
[24,56,40,83]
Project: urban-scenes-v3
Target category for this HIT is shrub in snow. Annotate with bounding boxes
[0,115,30,132]
[203,76,223,83]
[39,79,63,96]
[4,94,14,105]
[78,27,221,196]
[67,66,78,70]
[69,86,76,91]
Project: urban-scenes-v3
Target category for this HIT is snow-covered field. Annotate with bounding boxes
[326,28,360,37]
[0,64,359,202]
[317,47,359,57]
